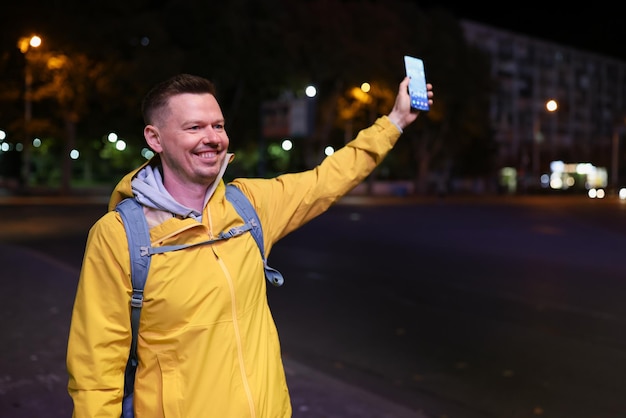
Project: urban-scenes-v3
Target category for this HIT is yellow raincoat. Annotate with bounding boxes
[67,116,402,417]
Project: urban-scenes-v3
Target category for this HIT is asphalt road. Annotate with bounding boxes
[268,194,626,418]
[1,193,626,418]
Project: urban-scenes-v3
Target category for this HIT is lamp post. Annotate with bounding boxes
[612,116,626,190]
[17,35,42,189]
[532,99,558,178]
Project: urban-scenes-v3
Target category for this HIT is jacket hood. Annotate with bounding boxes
[107,153,234,214]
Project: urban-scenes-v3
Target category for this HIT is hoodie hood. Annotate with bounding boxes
[107,153,234,219]
[131,165,202,220]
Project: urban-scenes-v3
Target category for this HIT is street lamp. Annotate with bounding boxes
[532,98,558,178]
[343,82,374,143]
[546,99,558,112]
[17,34,42,189]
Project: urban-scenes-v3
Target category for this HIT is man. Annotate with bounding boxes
[67,73,433,417]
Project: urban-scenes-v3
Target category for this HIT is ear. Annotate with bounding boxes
[144,125,163,153]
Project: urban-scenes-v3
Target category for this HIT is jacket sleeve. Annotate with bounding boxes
[67,211,133,417]
[231,115,402,253]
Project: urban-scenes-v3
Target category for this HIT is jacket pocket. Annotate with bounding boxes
[157,351,185,418]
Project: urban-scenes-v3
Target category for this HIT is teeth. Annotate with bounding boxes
[198,152,216,158]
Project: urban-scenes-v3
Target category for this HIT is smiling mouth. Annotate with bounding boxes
[197,151,217,158]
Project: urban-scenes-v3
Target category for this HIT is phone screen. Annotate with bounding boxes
[404,55,430,111]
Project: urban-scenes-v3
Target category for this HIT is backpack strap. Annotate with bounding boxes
[115,198,150,417]
[115,199,150,363]
[114,188,284,416]
[146,224,255,255]
[225,184,284,287]
[114,197,256,417]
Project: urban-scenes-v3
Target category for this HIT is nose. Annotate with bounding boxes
[202,127,219,143]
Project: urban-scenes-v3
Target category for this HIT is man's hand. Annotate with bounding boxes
[388,76,433,131]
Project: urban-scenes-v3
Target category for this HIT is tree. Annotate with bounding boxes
[275,0,417,169]
[400,7,495,194]
[0,0,495,193]
[33,52,101,193]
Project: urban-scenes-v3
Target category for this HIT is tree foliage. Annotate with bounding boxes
[0,0,495,194]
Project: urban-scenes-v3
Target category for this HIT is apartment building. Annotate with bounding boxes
[460,20,626,190]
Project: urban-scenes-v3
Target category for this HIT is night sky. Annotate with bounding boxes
[2,1,625,62]
[423,2,626,61]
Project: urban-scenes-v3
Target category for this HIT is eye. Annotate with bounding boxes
[213,123,225,131]
[185,124,201,132]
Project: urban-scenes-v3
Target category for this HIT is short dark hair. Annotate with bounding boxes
[141,74,217,125]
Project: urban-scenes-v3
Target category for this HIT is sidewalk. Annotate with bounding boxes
[0,242,428,418]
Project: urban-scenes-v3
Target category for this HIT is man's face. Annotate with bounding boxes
[145,93,230,189]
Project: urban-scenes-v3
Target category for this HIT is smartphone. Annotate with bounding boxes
[404,55,430,111]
